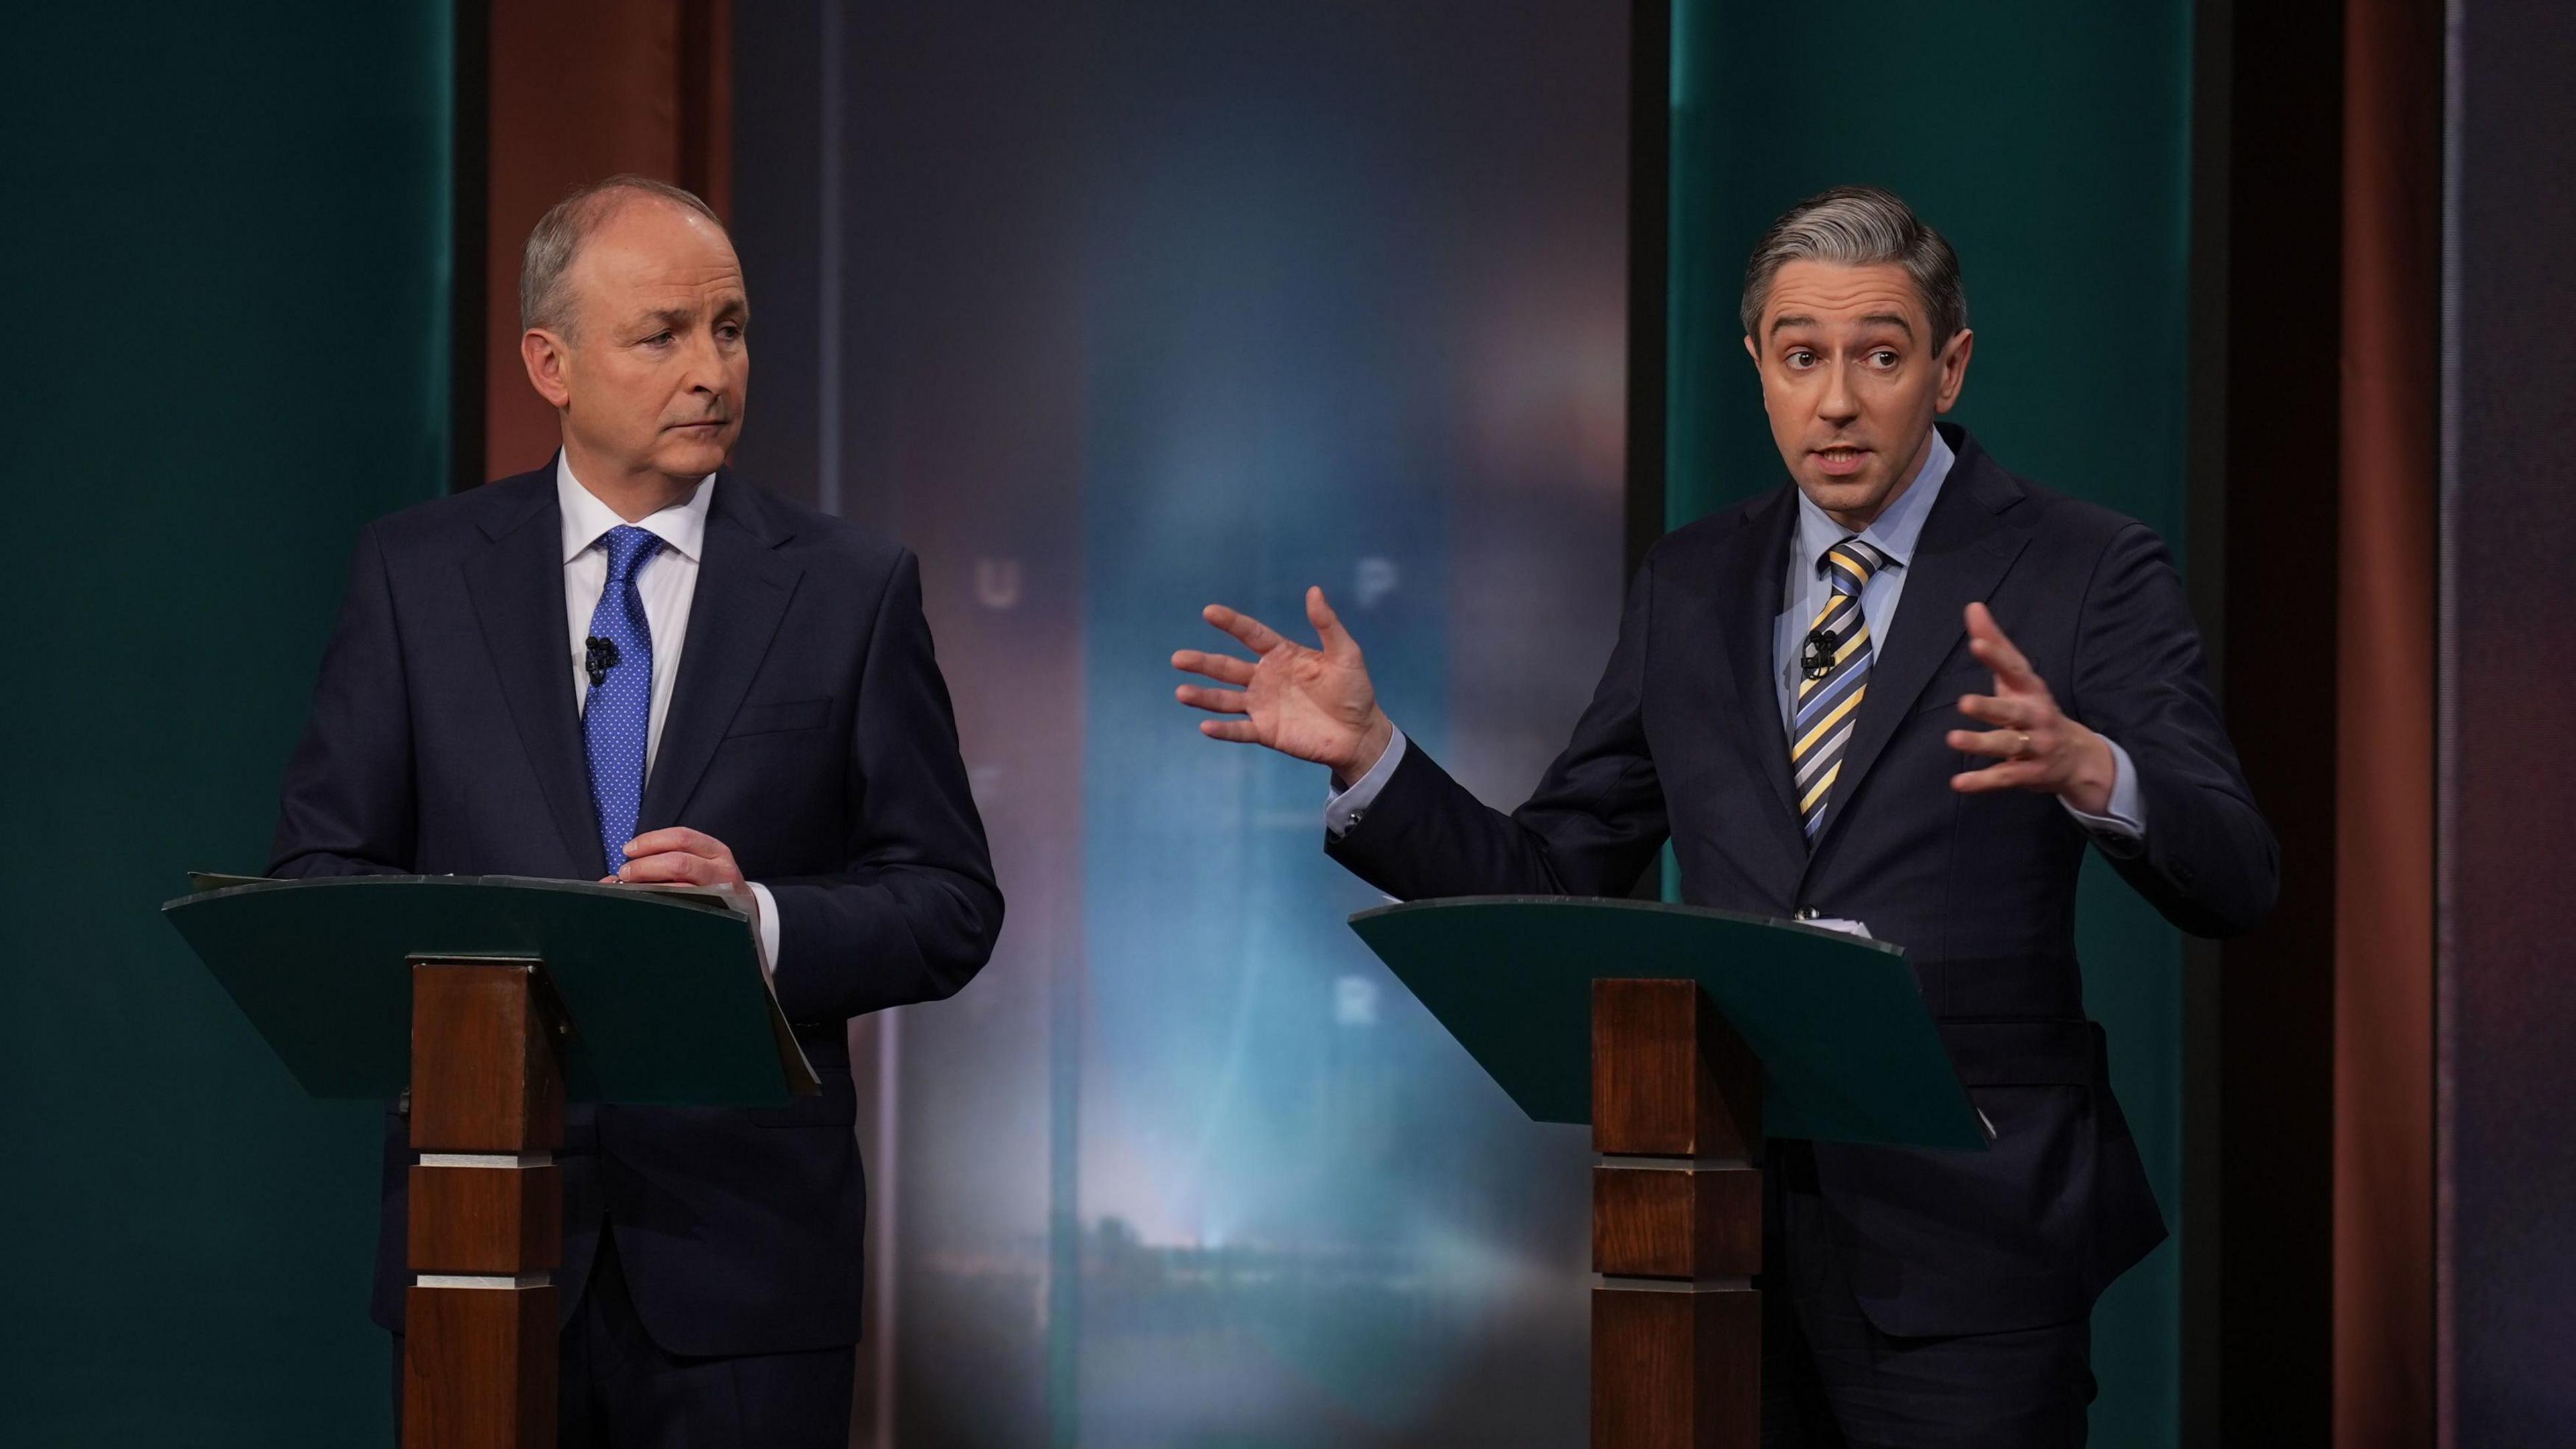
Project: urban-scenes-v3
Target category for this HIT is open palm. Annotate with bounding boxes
[1173,586,1393,780]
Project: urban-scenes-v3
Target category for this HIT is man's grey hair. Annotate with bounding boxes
[519,175,724,335]
[1739,185,1967,347]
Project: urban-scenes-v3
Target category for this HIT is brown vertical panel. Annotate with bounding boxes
[2334,1,2443,1443]
[478,0,735,482]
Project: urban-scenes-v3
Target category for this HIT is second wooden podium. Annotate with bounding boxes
[1350,896,1986,1449]
[164,874,817,1449]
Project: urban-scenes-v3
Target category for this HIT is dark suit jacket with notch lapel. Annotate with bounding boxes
[1328,424,2275,1337]
[268,460,1002,1356]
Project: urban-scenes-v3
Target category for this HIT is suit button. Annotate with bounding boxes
[1795,906,1820,921]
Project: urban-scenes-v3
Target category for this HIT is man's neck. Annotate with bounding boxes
[561,439,701,523]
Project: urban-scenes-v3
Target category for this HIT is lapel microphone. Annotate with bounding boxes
[1802,627,1840,681]
[584,635,620,689]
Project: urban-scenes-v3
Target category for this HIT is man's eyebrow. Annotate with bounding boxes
[1768,313,1817,337]
[635,306,696,331]
[1860,313,1915,336]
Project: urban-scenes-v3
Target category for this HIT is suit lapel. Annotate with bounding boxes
[637,472,804,832]
[464,473,604,878]
[1805,431,2030,859]
[1666,486,1807,852]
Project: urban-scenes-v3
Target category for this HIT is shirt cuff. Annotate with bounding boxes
[1324,725,1409,839]
[2061,737,2147,846]
[747,881,782,979]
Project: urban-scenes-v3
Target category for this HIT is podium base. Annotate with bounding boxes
[1590,979,1763,1448]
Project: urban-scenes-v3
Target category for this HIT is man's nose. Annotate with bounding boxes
[1818,360,1860,422]
[680,329,727,392]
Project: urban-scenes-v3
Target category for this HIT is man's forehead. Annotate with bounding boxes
[1763,261,1927,329]
[574,202,744,304]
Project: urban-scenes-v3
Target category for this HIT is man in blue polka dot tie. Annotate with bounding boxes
[270,176,1002,1446]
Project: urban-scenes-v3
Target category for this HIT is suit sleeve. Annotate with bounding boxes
[1326,547,1668,900]
[763,550,1004,1022]
[2068,523,2279,936]
[268,522,417,878]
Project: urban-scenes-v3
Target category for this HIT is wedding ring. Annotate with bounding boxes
[2013,731,2033,759]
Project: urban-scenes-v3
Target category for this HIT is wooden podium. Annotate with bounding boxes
[164,874,816,1449]
[1350,896,1986,1449]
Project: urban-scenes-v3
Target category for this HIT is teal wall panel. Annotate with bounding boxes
[0,5,452,1442]
[1664,3,2196,1444]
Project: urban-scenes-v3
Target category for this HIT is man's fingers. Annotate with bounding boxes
[1175,684,1250,714]
[1964,602,2041,688]
[1307,586,1358,661]
[1204,604,1287,655]
[1947,727,2039,759]
[1198,718,1260,743]
[1171,649,1256,686]
[625,826,724,860]
[1954,694,2038,729]
[1950,760,2047,793]
[616,851,722,885]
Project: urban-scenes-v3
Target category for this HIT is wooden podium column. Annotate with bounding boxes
[1590,978,1763,1448]
[405,959,566,1448]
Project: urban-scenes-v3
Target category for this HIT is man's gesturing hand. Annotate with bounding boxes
[1947,602,2119,815]
[1174,586,1395,784]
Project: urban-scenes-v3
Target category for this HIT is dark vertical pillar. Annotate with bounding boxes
[451,0,492,493]
[2213,1,2344,1440]
[1624,0,1670,581]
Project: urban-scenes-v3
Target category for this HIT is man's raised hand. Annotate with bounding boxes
[1947,601,2118,816]
[1174,586,1395,784]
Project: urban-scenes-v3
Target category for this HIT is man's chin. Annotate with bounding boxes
[652,431,734,478]
[1793,472,1892,521]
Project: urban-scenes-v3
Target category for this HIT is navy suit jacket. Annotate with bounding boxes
[268,462,1002,1356]
[1329,425,2275,1336]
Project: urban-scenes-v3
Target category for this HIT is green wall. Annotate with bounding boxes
[1664,3,2196,1444]
[0,5,452,1443]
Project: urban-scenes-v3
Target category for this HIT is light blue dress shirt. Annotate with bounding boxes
[1326,428,2145,845]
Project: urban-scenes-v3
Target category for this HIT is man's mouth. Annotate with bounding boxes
[669,419,726,432]
[1812,444,1871,478]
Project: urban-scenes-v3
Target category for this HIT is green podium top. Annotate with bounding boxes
[163,874,816,1107]
[1350,896,1984,1151]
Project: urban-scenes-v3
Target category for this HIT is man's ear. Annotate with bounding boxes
[1933,327,1974,413]
[521,328,574,411]
[1742,334,1760,370]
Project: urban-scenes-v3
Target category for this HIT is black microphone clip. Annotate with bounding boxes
[584,635,620,689]
[1801,627,1839,681]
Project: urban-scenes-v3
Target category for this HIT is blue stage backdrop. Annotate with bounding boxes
[735,2,1629,1443]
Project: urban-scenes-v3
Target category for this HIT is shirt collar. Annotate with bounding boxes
[556,452,716,566]
[1792,425,1954,580]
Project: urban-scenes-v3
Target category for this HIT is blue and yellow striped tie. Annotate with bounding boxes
[1790,537,1892,842]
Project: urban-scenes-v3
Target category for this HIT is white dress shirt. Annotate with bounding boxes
[1326,429,2146,884]
[557,457,782,974]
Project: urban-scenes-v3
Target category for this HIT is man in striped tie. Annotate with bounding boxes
[1173,185,2273,1446]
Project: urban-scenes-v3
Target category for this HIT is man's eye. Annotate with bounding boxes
[1788,350,1815,368]
[1871,350,1898,368]
[643,331,675,346]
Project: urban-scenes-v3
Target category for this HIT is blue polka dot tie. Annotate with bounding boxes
[583,525,663,874]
